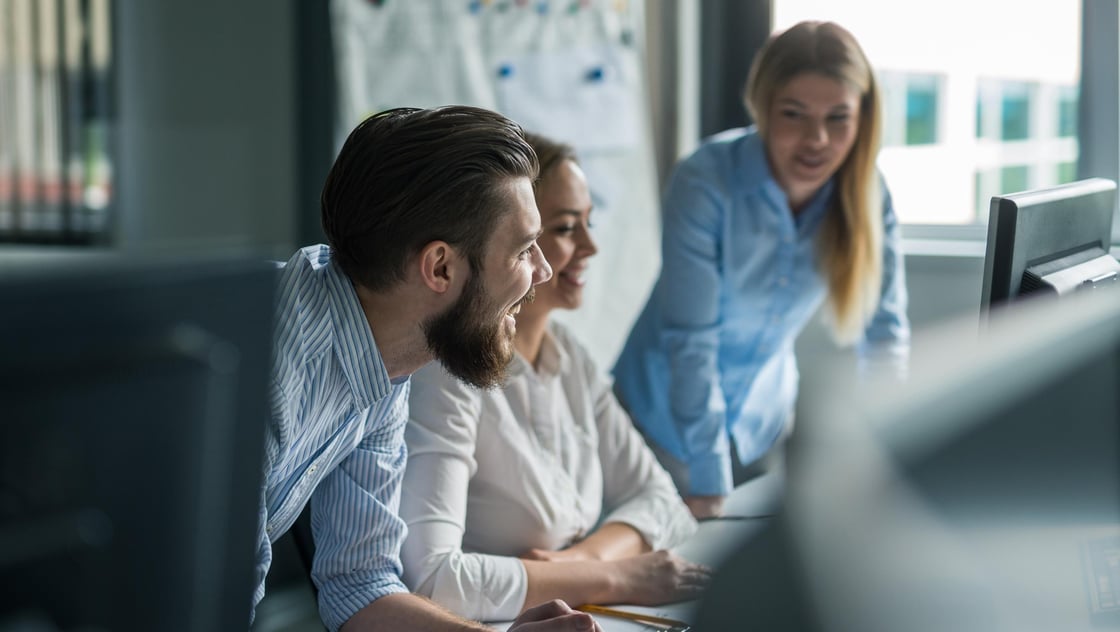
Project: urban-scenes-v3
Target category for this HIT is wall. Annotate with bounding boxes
[796,247,986,368]
[112,1,298,258]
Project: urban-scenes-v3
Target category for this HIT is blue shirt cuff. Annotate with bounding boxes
[318,574,410,632]
[687,453,733,497]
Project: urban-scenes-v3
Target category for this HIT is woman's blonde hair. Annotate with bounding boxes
[744,21,883,344]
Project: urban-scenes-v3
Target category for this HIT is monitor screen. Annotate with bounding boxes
[698,285,1120,632]
[980,178,1119,313]
[0,253,275,631]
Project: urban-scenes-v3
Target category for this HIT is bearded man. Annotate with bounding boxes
[257,106,602,632]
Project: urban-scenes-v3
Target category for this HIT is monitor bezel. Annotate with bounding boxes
[980,177,1117,313]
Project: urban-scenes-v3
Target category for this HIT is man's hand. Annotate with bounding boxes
[509,600,603,631]
[684,495,725,519]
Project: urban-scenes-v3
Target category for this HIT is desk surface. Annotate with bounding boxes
[489,471,781,630]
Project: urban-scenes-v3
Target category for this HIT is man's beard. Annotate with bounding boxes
[423,273,533,389]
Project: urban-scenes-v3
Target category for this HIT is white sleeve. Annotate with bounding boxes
[561,325,699,550]
[400,361,528,622]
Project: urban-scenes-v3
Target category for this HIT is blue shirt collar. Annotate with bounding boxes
[305,245,392,410]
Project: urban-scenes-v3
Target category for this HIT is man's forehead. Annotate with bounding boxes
[491,178,541,247]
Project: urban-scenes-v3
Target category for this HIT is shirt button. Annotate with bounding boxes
[778,276,789,286]
[308,464,318,475]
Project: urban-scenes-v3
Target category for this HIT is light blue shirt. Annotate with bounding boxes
[612,128,909,497]
[253,245,411,631]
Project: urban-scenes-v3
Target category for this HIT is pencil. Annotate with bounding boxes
[576,604,691,629]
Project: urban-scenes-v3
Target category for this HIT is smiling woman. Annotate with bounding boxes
[611,20,910,520]
[398,132,704,623]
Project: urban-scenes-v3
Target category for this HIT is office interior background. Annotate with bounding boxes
[1,0,1118,630]
[2,0,1117,357]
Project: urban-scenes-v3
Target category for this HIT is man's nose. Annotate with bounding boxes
[531,243,553,285]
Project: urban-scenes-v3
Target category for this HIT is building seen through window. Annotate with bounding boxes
[773,0,1080,225]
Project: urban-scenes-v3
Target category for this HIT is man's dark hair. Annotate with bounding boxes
[321,106,539,291]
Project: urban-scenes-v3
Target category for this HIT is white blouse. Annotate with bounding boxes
[400,321,697,621]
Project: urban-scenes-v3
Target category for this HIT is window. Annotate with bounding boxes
[1058,86,1078,138]
[880,71,941,147]
[773,0,1082,226]
[998,81,1034,140]
[905,74,940,145]
[1000,165,1031,194]
[977,80,1038,141]
[1057,161,1078,184]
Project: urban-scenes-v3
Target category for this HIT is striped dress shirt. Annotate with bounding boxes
[252,245,411,631]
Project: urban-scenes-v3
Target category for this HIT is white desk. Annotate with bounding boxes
[489,471,781,631]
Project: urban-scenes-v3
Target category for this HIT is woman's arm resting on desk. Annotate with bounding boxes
[341,593,602,632]
[522,522,650,563]
[520,550,711,611]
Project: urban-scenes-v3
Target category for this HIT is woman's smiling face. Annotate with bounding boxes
[764,71,862,211]
[530,159,597,313]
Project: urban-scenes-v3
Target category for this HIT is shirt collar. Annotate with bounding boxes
[310,246,392,410]
[509,322,570,380]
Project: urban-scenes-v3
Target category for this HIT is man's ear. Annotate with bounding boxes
[417,240,465,294]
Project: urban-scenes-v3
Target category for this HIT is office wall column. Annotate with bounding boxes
[698,0,771,138]
[1078,0,1119,188]
[113,1,297,255]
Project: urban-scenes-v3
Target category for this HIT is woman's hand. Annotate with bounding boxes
[607,550,712,605]
[684,495,726,519]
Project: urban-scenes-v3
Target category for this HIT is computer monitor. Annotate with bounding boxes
[697,284,1120,631]
[980,177,1119,313]
[0,252,275,631]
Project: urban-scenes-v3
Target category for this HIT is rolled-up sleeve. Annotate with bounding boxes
[399,363,529,622]
[310,395,411,632]
[659,160,733,496]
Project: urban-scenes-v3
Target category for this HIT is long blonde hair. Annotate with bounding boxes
[744,21,883,344]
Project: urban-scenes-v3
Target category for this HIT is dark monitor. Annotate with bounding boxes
[0,253,275,631]
[698,285,1120,632]
[980,177,1119,313]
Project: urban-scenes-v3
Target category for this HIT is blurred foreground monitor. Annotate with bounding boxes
[698,285,1120,631]
[0,252,275,631]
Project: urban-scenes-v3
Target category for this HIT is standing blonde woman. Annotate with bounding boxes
[613,20,910,518]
